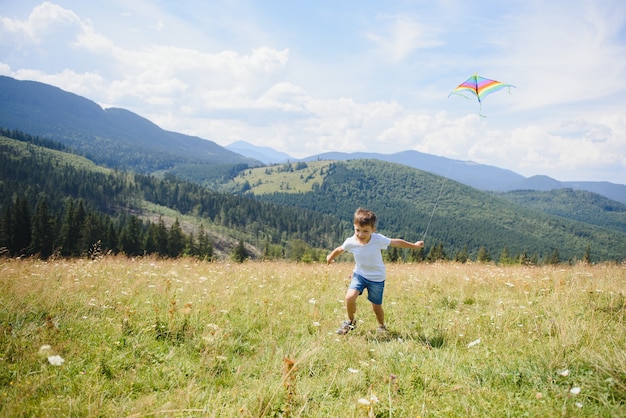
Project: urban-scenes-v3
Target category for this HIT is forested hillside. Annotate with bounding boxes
[2,130,625,264]
[498,189,626,233]
[0,76,260,175]
[237,160,626,262]
[0,133,344,260]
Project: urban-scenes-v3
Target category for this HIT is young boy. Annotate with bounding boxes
[327,208,424,335]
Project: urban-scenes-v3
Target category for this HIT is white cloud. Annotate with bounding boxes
[367,14,443,61]
[0,1,83,45]
[0,1,624,183]
[503,1,626,111]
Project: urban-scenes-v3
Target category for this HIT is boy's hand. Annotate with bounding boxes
[415,241,425,248]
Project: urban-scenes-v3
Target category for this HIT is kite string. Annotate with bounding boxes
[422,160,452,241]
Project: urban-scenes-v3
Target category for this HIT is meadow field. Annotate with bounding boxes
[1,257,624,417]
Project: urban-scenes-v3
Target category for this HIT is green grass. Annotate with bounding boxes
[229,161,330,194]
[1,258,624,416]
[0,136,111,174]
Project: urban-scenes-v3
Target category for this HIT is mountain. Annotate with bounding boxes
[2,75,623,203]
[0,133,342,258]
[497,188,626,233]
[225,159,626,261]
[510,176,626,205]
[303,150,524,190]
[302,151,626,204]
[0,76,261,174]
[2,131,625,262]
[226,140,294,165]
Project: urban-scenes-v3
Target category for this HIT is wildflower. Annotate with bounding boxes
[467,338,481,348]
[575,402,583,408]
[357,398,370,407]
[312,321,321,327]
[570,387,581,395]
[38,345,53,355]
[47,355,65,366]
[348,368,359,373]
[308,298,316,304]
[559,369,570,377]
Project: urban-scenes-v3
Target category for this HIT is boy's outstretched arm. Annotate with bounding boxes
[390,239,424,249]
[327,246,345,264]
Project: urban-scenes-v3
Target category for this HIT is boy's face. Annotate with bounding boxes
[353,223,375,244]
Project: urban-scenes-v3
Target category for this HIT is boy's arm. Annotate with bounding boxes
[389,239,424,249]
[326,246,345,264]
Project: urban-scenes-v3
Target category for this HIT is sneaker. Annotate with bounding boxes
[377,324,388,334]
[336,320,356,335]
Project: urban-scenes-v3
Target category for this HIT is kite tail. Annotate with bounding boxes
[479,102,486,118]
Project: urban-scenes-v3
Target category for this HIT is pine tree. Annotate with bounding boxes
[155,217,169,257]
[547,248,560,265]
[499,247,511,265]
[0,205,13,254]
[231,239,248,263]
[386,246,400,262]
[59,200,85,256]
[426,242,446,262]
[144,222,158,255]
[120,216,143,256]
[168,218,185,257]
[196,224,213,260]
[454,245,469,263]
[477,246,491,263]
[582,245,591,264]
[29,200,54,259]
[12,197,32,255]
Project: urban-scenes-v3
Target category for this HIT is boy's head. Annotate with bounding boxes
[354,208,377,228]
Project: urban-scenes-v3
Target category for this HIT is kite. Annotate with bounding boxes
[448,73,515,117]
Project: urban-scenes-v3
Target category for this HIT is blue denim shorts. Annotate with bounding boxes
[349,273,385,305]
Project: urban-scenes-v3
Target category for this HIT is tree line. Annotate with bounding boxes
[0,131,612,264]
[0,196,214,259]
[0,131,344,260]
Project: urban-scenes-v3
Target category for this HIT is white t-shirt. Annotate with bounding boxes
[341,233,392,282]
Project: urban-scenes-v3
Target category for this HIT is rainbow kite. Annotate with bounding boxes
[448,73,515,117]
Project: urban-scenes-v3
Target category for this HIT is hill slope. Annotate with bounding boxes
[497,189,626,233]
[303,151,626,204]
[0,135,342,258]
[229,160,626,262]
[0,76,260,174]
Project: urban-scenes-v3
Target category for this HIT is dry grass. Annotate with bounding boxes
[1,257,624,416]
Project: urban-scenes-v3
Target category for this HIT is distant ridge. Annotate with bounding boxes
[226,140,293,165]
[0,76,261,173]
[302,151,626,204]
[0,75,623,204]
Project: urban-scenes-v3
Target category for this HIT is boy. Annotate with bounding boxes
[327,208,424,335]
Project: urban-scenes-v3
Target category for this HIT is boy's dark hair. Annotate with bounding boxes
[354,208,377,227]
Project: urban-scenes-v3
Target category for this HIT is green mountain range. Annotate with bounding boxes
[0,76,260,175]
[1,76,625,262]
[225,159,626,262]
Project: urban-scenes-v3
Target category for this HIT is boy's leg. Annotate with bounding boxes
[371,303,385,327]
[336,289,361,335]
[345,289,360,322]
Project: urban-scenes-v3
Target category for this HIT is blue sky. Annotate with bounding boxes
[1,1,625,183]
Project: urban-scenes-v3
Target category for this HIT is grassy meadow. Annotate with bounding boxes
[1,257,624,417]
